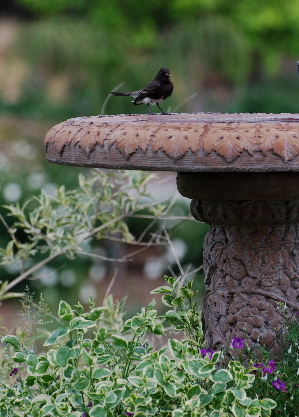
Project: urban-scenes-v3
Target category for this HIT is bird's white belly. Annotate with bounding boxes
[135,97,163,106]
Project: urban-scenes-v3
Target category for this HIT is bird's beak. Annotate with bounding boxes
[167,74,171,77]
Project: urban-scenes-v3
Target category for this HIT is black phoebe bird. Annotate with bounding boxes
[110,68,173,114]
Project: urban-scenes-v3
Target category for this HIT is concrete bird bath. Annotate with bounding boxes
[45,112,299,353]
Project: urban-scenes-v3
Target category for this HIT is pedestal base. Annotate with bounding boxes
[191,199,299,353]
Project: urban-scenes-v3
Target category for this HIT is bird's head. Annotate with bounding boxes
[156,67,171,81]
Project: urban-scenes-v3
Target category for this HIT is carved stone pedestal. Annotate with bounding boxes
[44,112,299,354]
[192,199,299,352]
[177,172,299,353]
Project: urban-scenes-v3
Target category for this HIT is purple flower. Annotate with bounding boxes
[9,368,18,376]
[126,412,134,416]
[231,337,243,349]
[262,360,276,374]
[272,378,287,392]
[200,349,207,358]
[200,348,215,359]
[82,401,92,415]
[253,362,264,369]
[253,360,276,374]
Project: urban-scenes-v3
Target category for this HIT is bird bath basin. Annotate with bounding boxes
[45,112,299,353]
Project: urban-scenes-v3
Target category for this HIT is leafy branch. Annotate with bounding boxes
[0,169,174,300]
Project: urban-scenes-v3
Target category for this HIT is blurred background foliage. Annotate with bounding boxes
[1,0,299,324]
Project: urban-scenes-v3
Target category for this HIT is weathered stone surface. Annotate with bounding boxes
[45,113,299,172]
[191,199,299,353]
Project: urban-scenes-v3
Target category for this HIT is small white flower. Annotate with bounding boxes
[288,345,292,354]
[261,373,268,381]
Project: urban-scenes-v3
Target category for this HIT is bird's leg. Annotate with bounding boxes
[147,103,155,115]
[157,103,167,115]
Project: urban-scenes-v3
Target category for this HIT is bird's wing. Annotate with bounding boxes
[134,79,160,102]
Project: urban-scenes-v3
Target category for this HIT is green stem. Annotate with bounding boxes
[122,334,137,379]
[5,213,129,294]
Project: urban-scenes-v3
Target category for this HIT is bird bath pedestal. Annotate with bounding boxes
[45,113,299,353]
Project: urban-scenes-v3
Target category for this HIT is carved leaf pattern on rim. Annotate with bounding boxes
[48,121,111,155]
[151,127,189,158]
[76,125,108,155]
[113,126,153,158]
[260,125,299,161]
[184,126,205,154]
[46,116,299,164]
[150,126,176,152]
[203,123,257,162]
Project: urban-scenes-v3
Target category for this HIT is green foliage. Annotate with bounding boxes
[230,77,299,114]
[15,0,299,64]
[17,19,115,73]
[0,165,206,314]
[164,16,251,85]
[243,306,299,417]
[0,276,276,416]
[8,0,299,118]
[0,169,161,300]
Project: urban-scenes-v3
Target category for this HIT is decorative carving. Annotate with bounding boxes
[44,114,299,170]
[260,126,299,161]
[191,199,299,353]
[202,123,257,162]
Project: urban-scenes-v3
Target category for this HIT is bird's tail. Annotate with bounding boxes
[110,91,139,97]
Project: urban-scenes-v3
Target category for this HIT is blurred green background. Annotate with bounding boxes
[1,0,299,325]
